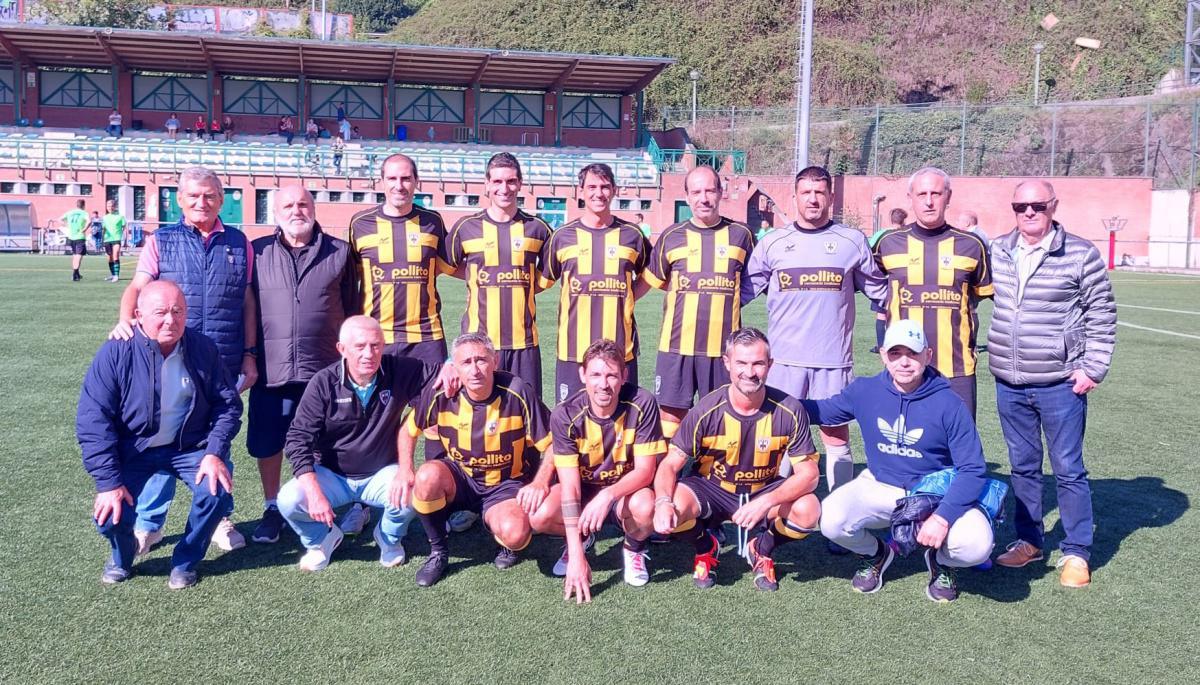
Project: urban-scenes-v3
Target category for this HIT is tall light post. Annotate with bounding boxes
[793,0,815,173]
[689,69,700,131]
[1032,42,1045,105]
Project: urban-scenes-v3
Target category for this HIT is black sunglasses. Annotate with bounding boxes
[1011,201,1054,213]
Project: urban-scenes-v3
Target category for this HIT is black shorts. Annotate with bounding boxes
[444,460,523,516]
[247,382,308,458]
[554,356,639,404]
[654,352,728,410]
[497,346,543,400]
[579,482,623,527]
[678,475,786,524]
[69,239,87,255]
[946,374,977,421]
[387,338,447,367]
[103,241,121,257]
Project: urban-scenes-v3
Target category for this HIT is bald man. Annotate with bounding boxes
[78,281,242,589]
[245,186,359,544]
[277,316,452,571]
[640,165,755,438]
[956,210,990,250]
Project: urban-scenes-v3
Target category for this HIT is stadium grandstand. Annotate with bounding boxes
[0,23,775,246]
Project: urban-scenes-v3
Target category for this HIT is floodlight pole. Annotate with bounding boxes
[1032,42,1045,105]
[793,0,815,173]
[689,69,700,131]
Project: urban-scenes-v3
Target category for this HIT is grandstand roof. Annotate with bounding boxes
[0,24,674,95]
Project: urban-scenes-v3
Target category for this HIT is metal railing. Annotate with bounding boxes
[646,137,748,174]
[0,136,661,187]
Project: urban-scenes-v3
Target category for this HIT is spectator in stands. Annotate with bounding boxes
[80,280,241,590]
[210,118,222,142]
[351,126,362,140]
[222,116,235,143]
[279,115,295,145]
[427,126,436,142]
[305,118,320,144]
[339,117,352,142]
[109,165,258,556]
[165,113,181,141]
[193,114,208,142]
[336,102,346,123]
[332,134,345,174]
[107,110,123,138]
[635,212,652,238]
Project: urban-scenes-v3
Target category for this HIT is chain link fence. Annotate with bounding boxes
[660,99,1200,188]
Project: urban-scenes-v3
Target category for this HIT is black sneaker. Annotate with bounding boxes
[851,539,895,594]
[251,506,285,544]
[416,550,449,587]
[494,546,520,570]
[924,548,959,603]
[72,272,82,282]
[101,561,130,585]
[167,567,198,590]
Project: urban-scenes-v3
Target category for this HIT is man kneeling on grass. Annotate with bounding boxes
[78,281,241,590]
[804,320,994,603]
[278,316,452,571]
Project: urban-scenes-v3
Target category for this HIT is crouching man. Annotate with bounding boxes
[807,320,994,603]
[277,316,449,571]
[78,281,241,590]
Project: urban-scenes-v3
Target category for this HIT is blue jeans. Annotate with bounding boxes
[135,456,235,533]
[96,446,232,573]
[277,465,415,549]
[996,378,1093,560]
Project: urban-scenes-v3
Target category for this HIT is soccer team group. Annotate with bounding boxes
[77,150,1116,603]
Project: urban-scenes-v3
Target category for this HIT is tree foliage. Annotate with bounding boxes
[32,0,165,30]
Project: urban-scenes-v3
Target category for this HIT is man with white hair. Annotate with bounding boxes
[245,185,359,544]
[109,165,257,553]
[872,167,992,417]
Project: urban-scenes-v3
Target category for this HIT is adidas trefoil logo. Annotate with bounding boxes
[876,416,924,458]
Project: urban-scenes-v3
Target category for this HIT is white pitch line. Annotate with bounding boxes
[1117,321,1200,340]
[1117,304,1200,316]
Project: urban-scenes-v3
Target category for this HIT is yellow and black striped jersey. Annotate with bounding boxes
[873,224,993,377]
[550,384,666,487]
[350,205,451,345]
[446,209,553,350]
[405,370,552,486]
[540,218,650,362]
[672,385,818,495]
[643,217,756,357]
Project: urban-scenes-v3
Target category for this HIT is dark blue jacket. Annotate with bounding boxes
[77,327,243,492]
[154,220,249,378]
[802,367,987,525]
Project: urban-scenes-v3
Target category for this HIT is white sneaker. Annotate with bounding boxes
[447,510,479,533]
[298,526,344,572]
[339,503,371,536]
[622,546,651,587]
[134,528,163,557]
[374,522,407,568]
[552,533,594,577]
[210,518,246,551]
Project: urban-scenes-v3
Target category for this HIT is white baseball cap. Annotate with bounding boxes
[882,319,927,353]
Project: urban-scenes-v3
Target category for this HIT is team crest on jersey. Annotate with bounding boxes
[613,432,624,451]
[756,437,770,452]
[824,241,837,254]
[379,390,392,406]
[407,232,419,246]
[654,376,662,394]
[717,245,728,258]
[486,420,498,435]
[940,255,953,269]
[606,246,618,259]
[512,236,524,251]
[559,384,569,401]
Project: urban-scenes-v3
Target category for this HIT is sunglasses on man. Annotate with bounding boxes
[1011,201,1054,213]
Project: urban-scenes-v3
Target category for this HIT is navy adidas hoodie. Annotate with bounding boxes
[801,367,987,525]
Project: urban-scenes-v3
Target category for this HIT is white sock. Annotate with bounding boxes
[264,499,278,509]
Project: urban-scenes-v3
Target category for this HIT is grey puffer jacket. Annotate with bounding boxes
[987,223,1116,385]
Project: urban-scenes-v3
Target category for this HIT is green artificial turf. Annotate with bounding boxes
[0,254,1196,683]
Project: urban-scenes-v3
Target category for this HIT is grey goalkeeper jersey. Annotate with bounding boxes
[744,222,888,368]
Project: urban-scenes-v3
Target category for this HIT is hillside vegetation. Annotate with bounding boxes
[386,0,1184,111]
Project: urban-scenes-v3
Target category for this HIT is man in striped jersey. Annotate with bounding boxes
[643,166,756,438]
[446,153,553,397]
[349,153,451,367]
[744,166,888,499]
[541,163,651,402]
[873,167,992,417]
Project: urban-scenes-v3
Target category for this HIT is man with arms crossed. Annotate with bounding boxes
[643,165,755,438]
[653,327,821,592]
[744,165,887,509]
[402,333,554,587]
[989,180,1115,588]
[529,339,664,602]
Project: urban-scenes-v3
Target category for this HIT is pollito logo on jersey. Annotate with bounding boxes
[776,267,845,292]
[480,266,530,288]
[876,416,924,458]
[900,285,963,309]
[577,275,628,296]
[675,272,737,293]
[388,264,431,283]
